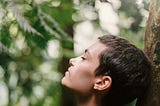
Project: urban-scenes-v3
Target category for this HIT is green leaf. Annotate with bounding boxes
[0,25,12,48]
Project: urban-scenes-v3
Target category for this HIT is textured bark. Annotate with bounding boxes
[144,0,160,106]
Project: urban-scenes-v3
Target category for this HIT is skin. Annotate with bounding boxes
[61,41,112,106]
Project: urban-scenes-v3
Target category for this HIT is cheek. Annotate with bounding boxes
[70,66,95,92]
[62,62,99,93]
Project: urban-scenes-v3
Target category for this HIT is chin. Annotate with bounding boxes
[61,77,65,85]
[61,77,69,87]
[61,77,74,91]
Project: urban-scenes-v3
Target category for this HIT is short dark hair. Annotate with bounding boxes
[95,35,151,106]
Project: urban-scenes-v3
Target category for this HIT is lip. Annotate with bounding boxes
[65,70,70,76]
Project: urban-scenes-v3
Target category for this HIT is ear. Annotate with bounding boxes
[93,76,112,91]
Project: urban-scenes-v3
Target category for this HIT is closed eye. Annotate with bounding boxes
[81,56,86,60]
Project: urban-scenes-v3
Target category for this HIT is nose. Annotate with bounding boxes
[69,58,74,66]
[69,57,81,66]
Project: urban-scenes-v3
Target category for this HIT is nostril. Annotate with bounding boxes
[69,58,74,66]
[69,61,73,66]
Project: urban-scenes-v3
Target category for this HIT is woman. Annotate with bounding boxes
[61,35,151,106]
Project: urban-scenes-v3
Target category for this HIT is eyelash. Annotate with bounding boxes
[81,56,86,60]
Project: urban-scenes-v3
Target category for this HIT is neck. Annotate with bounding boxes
[76,94,101,106]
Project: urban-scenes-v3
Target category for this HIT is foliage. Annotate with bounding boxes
[118,0,149,49]
[0,0,74,106]
[0,0,149,106]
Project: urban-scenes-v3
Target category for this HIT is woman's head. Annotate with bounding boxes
[61,35,151,105]
[61,41,111,96]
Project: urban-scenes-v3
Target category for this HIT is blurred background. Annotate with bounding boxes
[0,0,149,106]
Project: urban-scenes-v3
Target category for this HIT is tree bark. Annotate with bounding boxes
[144,0,160,106]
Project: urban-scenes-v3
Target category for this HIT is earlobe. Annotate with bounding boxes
[94,76,112,91]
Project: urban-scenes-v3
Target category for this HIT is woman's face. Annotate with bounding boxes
[61,41,107,95]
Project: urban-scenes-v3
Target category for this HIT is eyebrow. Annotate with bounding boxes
[85,49,88,53]
[84,49,92,58]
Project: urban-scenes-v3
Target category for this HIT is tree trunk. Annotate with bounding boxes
[144,0,160,106]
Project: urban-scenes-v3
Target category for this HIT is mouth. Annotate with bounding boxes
[65,70,70,76]
[65,66,73,76]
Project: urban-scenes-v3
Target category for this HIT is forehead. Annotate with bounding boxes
[87,41,107,57]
